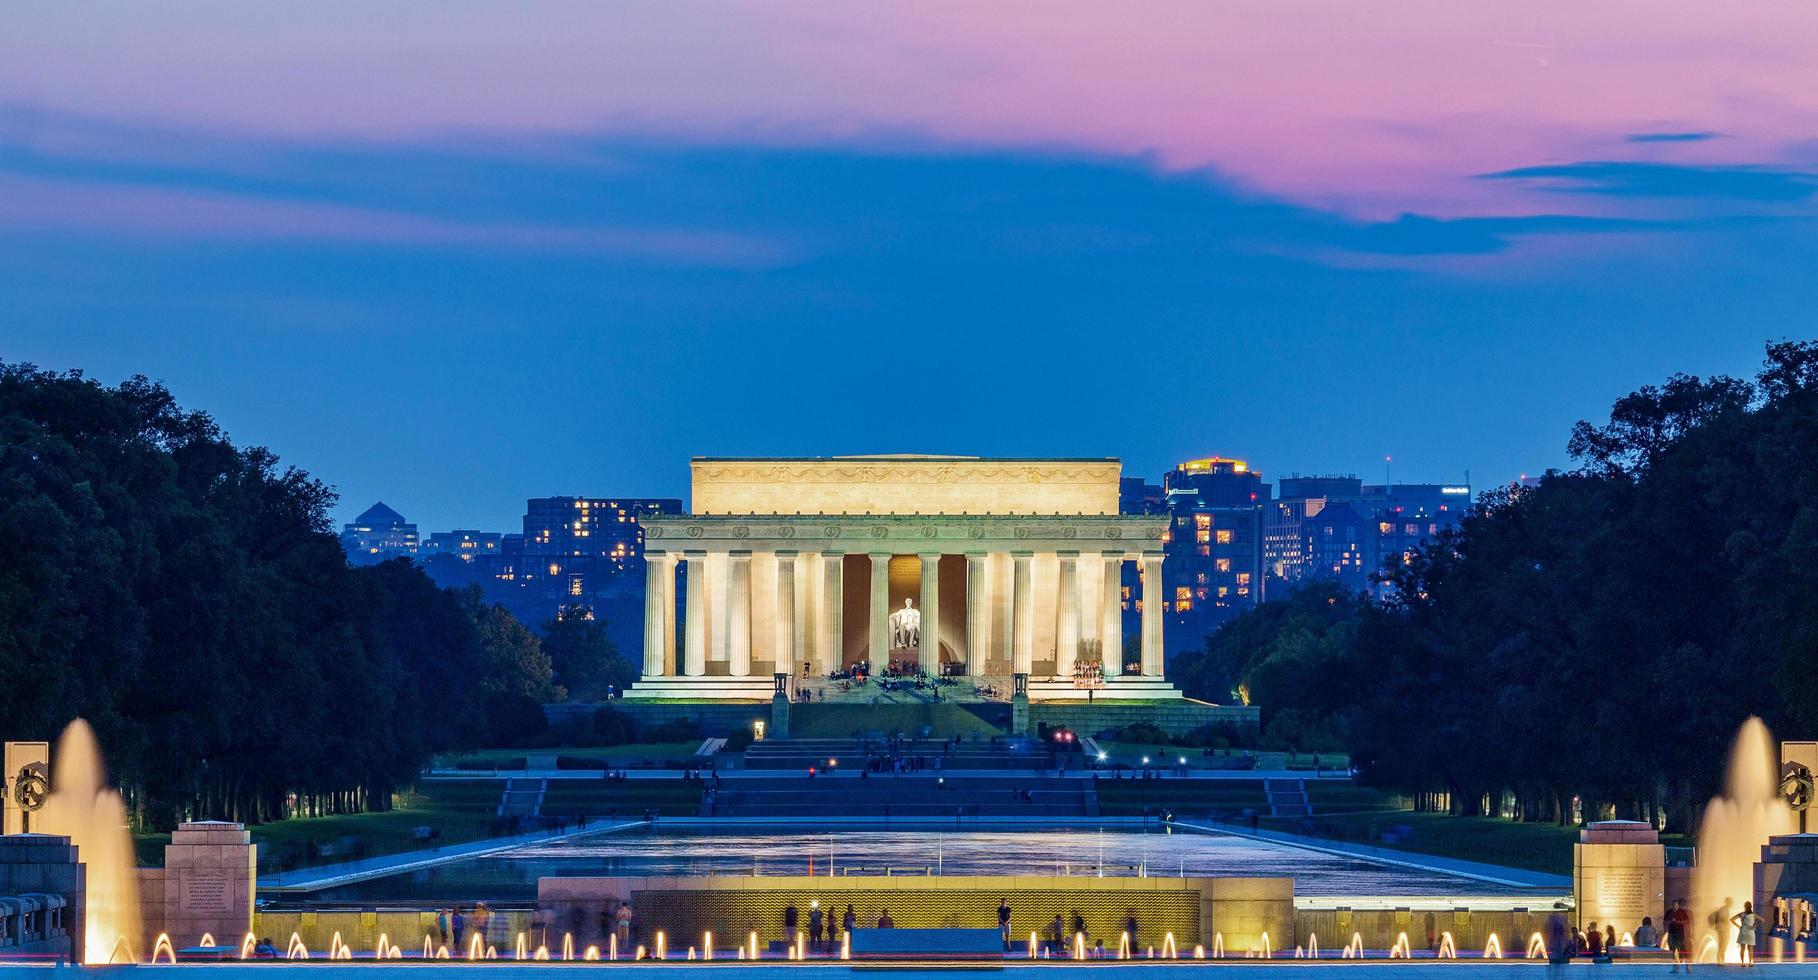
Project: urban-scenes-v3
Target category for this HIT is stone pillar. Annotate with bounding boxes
[661,555,678,676]
[1101,553,1122,676]
[1140,551,1164,677]
[869,552,891,664]
[641,553,669,676]
[823,552,845,672]
[1056,552,1080,678]
[794,553,815,674]
[918,553,941,676]
[993,553,1015,674]
[1573,821,1664,938]
[965,553,986,676]
[775,552,796,676]
[1011,552,1033,675]
[155,821,256,950]
[727,551,751,677]
[683,551,706,676]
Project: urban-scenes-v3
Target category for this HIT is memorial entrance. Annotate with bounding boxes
[625,456,1180,702]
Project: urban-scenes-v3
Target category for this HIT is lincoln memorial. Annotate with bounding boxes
[627,455,1182,702]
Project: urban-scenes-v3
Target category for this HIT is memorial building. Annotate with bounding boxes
[627,455,1182,702]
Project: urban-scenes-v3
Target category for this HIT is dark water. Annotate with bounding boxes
[299,827,1543,905]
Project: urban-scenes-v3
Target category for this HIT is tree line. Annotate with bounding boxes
[1172,340,1818,833]
[0,365,632,829]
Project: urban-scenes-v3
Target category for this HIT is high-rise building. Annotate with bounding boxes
[1144,457,1270,654]
[518,496,683,596]
[1265,477,1471,594]
[338,502,418,565]
[421,529,503,562]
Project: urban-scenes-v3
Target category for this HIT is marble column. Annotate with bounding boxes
[662,553,678,676]
[793,553,814,675]
[965,553,986,677]
[775,552,796,676]
[1101,552,1122,677]
[869,552,891,664]
[642,552,670,676]
[726,551,751,677]
[1011,552,1033,675]
[993,553,1014,674]
[918,553,941,676]
[1056,552,1080,677]
[823,552,844,671]
[683,551,706,676]
[1140,551,1165,677]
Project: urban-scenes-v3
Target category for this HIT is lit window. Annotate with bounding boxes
[1175,586,1192,601]
[1379,522,1393,534]
[1197,545,1210,557]
[1195,529,1211,543]
[1215,558,1231,573]
[1236,572,1251,586]
[1218,586,1229,597]
[1195,514,1212,529]
[1406,523,1419,535]
[548,563,560,575]
[1216,530,1233,544]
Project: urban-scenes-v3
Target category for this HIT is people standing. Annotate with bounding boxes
[1124,912,1139,951]
[614,902,633,952]
[1543,913,1569,980]
[784,902,800,945]
[998,898,1012,950]
[451,908,467,950]
[1667,899,1694,973]
[1048,914,1065,955]
[877,909,894,929]
[1731,901,1759,968]
[809,902,825,954]
[843,904,857,940]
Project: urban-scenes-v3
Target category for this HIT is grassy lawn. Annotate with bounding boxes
[1259,810,1588,875]
[791,703,1005,739]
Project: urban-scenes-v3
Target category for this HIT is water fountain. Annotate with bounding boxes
[34,719,142,964]
[1693,717,1796,963]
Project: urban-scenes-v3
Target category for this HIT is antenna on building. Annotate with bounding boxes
[1384,455,1392,489]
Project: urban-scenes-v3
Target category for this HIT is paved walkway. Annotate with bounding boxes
[1174,820,1571,890]
[259,820,643,893]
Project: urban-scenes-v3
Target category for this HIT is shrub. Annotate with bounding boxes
[721,727,755,752]
[1117,721,1169,744]
[592,705,639,746]
[644,717,702,742]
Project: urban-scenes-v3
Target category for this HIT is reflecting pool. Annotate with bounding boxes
[301,826,1546,904]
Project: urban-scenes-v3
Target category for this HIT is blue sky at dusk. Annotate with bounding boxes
[5,3,1817,532]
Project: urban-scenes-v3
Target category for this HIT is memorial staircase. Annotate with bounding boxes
[742,736,1058,772]
[1263,778,1310,817]
[706,772,1099,818]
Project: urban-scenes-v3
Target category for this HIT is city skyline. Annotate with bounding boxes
[7,2,1814,532]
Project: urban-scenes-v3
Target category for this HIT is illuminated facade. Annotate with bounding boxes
[420,529,502,562]
[1264,477,1470,593]
[1150,457,1268,653]
[338,501,419,565]
[628,456,1179,702]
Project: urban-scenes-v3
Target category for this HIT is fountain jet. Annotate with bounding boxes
[1693,717,1795,964]
[36,720,142,963]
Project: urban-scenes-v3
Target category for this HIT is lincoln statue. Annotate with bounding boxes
[889,598,922,650]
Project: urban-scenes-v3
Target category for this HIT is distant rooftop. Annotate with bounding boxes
[351,501,408,527]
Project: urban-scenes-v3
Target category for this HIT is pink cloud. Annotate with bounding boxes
[3,1,1815,217]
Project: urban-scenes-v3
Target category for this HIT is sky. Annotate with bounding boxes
[5,1,1818,532]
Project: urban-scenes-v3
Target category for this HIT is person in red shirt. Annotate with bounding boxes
[1666,900,1694,974]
